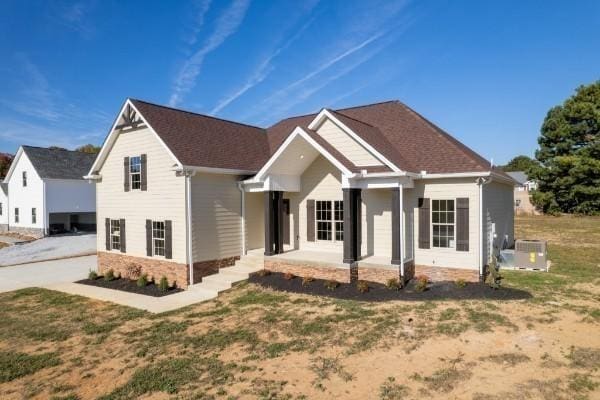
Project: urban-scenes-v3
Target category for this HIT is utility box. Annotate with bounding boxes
[514,239,548,270]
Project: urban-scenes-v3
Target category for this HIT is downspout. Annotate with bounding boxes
[185,172,194,286]
[399,184,404,279]
[42,179,47,236]
[237,181,246,256]
[477,177,491,280]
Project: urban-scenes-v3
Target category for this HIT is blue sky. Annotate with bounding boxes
[1,0,599,164]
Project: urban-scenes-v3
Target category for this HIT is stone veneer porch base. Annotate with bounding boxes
[414,265,479,282]
[264,259,351,283]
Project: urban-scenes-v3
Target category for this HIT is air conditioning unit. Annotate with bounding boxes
[514,239,548,271]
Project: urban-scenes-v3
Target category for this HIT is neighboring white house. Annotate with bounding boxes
[506,171,539,215]
[2,146,97,237]
[87,98,514,289]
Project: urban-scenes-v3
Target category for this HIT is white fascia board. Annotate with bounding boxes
[2,146,23,183]
[417,171,492,180]
[87,99,183,176]
[307,109,402,173]
[343,175,414,189]
[255,126,353,181]
[182,165,257,175]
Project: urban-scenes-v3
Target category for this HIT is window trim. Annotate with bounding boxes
[129,156,142,191]
[152,220,166,257]
[110,219,121,251]
[315,200,343,243]
[431,199,456,249]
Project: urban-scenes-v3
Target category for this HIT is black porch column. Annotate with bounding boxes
[264,191,284,256]
[391,187,402,265]
[343,188,361,264]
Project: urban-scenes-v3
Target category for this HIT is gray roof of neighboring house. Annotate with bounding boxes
[22,146,97,180]
[506,171,528,185]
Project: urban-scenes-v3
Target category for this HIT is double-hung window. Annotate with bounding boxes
[22,171,27,187]
[0,202,3,216]
[129,156,141,190]
[432,199,455,248]
[32,208,36,224]
[14,208,19,223]
[315,200,343,242]
[110,219,121,250]
[152,221,165,256]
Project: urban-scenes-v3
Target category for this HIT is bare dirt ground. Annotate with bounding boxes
[0,216,598,400]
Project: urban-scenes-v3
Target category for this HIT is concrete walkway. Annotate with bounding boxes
[0,255,96,293]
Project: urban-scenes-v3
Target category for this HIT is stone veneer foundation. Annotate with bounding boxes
[98,252,189,289]
[414,264,479,282]
[264,259,351,283]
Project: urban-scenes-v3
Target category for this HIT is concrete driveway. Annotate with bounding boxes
[0,255,96,293]
[0,233,96,266]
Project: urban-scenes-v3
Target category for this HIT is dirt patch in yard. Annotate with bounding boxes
[249,271,533,301]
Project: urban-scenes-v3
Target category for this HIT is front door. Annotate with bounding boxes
[282,199,290,245]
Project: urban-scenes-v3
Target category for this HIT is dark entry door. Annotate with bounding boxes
[282,199,290,245]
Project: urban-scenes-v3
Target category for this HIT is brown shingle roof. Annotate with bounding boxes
[130,98,499,175]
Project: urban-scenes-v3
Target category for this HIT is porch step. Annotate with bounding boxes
[221,265,260,275]
[193,279,232,293]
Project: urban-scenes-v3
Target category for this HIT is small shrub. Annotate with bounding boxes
[257,269,271,277]
[88,270,98,280]
[124,263,142,280]
[386,278,401,291]
[158,276,170,292]
[103,269,115,282]
[414,275,429,292]
[324,280,339,291]
[301,276,315,286]
[356,280,369,293]
[283,272,295,280]
[137,274,148,288]
[455,279,467,288]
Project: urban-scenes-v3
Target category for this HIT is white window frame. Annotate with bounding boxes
[129,156,141,190]
[110,219,121,251]
[22,171,27,187]
[315,200,343,242]
[31,208,36,224]
[152,220,166,257]
[431,199,455,249]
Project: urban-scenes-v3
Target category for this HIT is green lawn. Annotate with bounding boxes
[0,215,598,400]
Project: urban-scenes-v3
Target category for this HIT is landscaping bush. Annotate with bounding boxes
[124,263,142,280]
[137,274,148,288]
[324,280,339,291]
[301,276,315,286]
[455,279,467,288]
[158,276,170,292]
[103,269,115,282]
[257,269,271,277]
[356,280,369,293]
[88,270,98,280]
[414,275,429,292]
[386,278,401,291]
[283,272,295,280]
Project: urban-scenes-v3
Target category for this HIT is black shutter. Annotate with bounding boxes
[105,218,110,250]
[123,157,130,192]
[140,154,147,191]
[418,198,430,249]
[307,200,315,242]
[146,219,152,256]
[456,198,469,251]
[165,220,173,259]
[119,219,126,253]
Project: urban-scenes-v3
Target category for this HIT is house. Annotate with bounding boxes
[0,183,8,231]
[506,171,538,215]
[86,99,514,289]
[2,146,97,237]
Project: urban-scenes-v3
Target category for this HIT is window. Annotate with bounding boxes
[515,199,521,207]
[316,200,343,242]
[129,156,141,190]
[110,219,121,250]
[22,171,27,187]
[432,199,455,248]
[152,221,165,256]
[0,202,3,216]
[32,208,36,224]
[15,208,19,223]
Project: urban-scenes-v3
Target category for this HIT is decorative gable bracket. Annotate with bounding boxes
[115,104,145,131]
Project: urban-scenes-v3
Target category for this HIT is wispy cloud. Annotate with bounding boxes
[210,9,319,115]
[184,0,213,46]
[169,0,251,107]
[57,1,95,38]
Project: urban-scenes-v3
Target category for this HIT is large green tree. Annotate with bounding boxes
[530,81,600,215]
[500,155,538,173]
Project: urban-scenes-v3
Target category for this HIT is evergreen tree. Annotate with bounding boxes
[531,81,600,215]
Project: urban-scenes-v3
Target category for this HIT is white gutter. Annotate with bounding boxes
[477,176,491,279]
[237,182,246,256]
[185,172,194,285]
[182,165,257,176]
[419,171,492,179]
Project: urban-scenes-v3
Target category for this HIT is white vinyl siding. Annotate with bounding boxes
[190,173,242,262]
[315,118,383,167]
[409,178,479,269]
[245,192,264,251]
[482,180,515,264]
[96,127,186,262]
[7,152,44,230]
[361,189,392,258]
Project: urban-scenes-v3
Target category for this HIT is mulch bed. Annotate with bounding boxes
[76,277,183,297]
[248,272,532,302]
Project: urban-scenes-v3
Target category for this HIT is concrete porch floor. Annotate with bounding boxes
[247,248,395,268]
